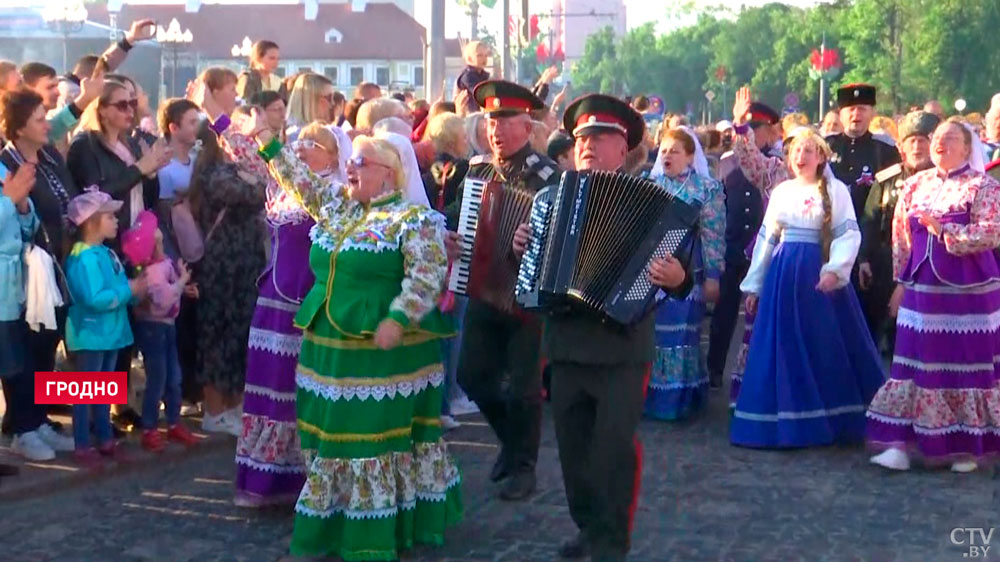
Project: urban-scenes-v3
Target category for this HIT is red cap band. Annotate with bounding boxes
[573,112,628,136]
[484,96,533,112]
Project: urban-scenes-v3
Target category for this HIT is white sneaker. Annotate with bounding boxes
[440,415,460,430]
[870,448,911,471]
[221,409,243,437]
[36,424,75,452]
[951,461,978,473]
[180,402,202,417]
[12,431,56,461]
[450,396,479,416]
[202,412,238,436]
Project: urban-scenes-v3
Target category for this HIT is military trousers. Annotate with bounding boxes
[457,299,543,473]
[707,257,749,382]
[551,361,650,559]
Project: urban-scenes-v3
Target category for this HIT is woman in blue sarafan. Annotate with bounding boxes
[644,127,726,420]
[731,128,885,448]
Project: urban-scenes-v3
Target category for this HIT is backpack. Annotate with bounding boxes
[170,195,225,263]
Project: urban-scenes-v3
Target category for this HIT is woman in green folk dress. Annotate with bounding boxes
[242,111,462,560]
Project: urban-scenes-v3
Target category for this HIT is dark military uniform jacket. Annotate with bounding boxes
[826,131,901,221]
[860,162,917,273]
[444,143,556,231]
[542,168,695,366]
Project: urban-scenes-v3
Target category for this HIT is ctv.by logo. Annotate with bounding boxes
[951,528,995,558]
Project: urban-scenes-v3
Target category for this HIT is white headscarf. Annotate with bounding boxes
[465,112,487,155]
[651,125,710,178]
[373,116,414,138]
[964,122,987,173]
[375,131,430,207]
[326,124,352,183]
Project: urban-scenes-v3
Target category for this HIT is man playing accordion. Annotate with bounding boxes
[513,94,691,562]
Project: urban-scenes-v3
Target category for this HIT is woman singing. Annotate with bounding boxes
[244,112,461,559]
[868,118,1000,473]
[731,128,884,449]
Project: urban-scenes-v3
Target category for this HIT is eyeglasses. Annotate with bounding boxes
[293,139,335,152]
[107,99,138,113]
[347,155,390,170]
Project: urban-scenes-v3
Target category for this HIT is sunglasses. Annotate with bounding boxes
[107,98,138,112]
[347,155,390,170]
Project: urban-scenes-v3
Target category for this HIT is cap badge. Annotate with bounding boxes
[492,98,501,109]
[854,89,860,98]
[588,115,597,124]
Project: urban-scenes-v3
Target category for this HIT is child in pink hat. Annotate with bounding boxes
[64,188,140,467]
[122,210,200,452]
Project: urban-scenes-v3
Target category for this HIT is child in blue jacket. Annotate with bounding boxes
[64,189,147,467]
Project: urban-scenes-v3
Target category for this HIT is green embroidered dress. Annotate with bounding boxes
[267,146,462,560]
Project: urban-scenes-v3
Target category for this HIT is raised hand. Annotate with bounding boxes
[76,71,105,110]
[733,86,752,125]
[454,89,471,116]
[552,83,568,111]
[137,137,172,176]
[539,65,560,84]
[125,19,157,43]
[189,80,223,121]
[2,164,36,209]
[233,107,269,141]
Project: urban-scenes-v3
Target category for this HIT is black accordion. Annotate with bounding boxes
[515,170,700,325]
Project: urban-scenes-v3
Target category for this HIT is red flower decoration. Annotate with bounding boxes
[810,48,841,72]
[529,14,540,40]
[553,42,565,62]
[536,41,548,61]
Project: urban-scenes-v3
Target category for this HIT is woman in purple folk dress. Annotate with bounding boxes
[229,122,346,507]
[868,118,1000,473]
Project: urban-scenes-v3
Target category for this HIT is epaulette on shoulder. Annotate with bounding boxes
[875,162,903,183]
[469,153,493,166]
[872,132,897,147]
[526,152,558,182]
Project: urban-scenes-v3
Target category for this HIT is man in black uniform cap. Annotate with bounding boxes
[513,94,691,562]
[825,83,901,341]
[445,80,557,501]
[857,110,939,355]
[707,100,781,389]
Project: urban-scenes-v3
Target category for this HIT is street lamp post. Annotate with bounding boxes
[231,36,253,59]
[42,1,88,71]
[157,18,193,97]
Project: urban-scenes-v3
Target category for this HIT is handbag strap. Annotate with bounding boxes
[204,208,227,244]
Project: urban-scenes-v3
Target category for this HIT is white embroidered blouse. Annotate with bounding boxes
[740,176,861,294]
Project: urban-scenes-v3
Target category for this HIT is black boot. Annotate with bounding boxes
[499,469,536,501]
[558,531,589,559]
[489,448,510,482]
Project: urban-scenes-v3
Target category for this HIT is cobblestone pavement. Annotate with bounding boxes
[3,321,1000,562]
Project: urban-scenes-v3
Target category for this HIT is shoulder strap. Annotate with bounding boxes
[204,208,227,244]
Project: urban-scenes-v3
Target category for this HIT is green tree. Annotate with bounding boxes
[570,26,621,94]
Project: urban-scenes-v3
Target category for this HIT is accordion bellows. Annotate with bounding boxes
[449,177,536,313]
[515,170,700,325]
